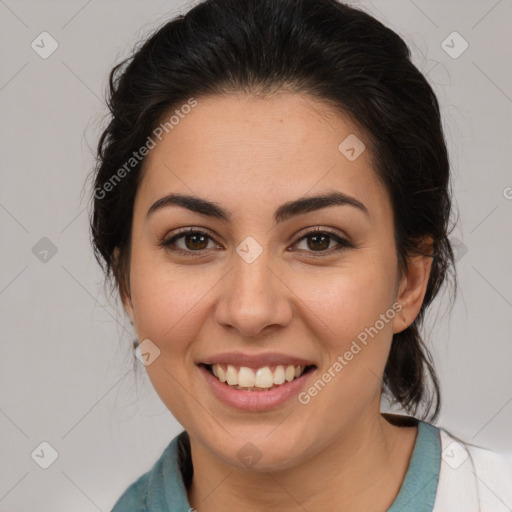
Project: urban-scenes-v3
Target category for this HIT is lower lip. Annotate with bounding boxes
[198,365,316,411]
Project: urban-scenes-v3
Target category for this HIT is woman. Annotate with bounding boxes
[89,0,512,510]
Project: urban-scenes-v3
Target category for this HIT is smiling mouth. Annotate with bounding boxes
[200,363,316,391]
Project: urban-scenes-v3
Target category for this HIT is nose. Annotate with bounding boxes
[214,247,293,338]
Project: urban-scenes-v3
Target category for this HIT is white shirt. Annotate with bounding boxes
[434,427,512,511]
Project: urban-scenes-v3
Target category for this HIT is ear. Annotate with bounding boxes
[392,236,434,334]
[114,247,135,325]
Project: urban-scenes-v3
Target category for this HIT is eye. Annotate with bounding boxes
[291,227,353,256]
[158,228,220,255]
[158,226,353,257]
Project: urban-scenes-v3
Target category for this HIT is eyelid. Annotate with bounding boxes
[159,226,221,252]
[289,226,353,255]
[293,225,349,243]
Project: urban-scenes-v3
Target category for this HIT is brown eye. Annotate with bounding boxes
[304,233,331,251]
[292,228,353,256]
[159,229,220,255]
[180,232,209,251]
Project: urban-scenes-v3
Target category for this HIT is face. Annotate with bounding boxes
[120,92,428,471]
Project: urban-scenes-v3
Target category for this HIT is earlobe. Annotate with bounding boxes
[392,277,409,333]
[392,237,434,334]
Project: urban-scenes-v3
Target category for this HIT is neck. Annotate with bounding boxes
[187,409,418,512]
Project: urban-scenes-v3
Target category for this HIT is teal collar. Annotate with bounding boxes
[117,416,441,511]
[386,419,441,512]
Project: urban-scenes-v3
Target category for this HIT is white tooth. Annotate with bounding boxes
[238,367,255,387]
[285,365,295,382]
[216,365,227,382]
[255,367,274,388]
[212,365,219,378]
[294,365,303,378]
[226,364,238,385]
[273,365,286,385]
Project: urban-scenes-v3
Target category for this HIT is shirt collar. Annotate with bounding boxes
[145,417,441,511]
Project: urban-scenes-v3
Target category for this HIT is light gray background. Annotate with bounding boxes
[0,0,511,510]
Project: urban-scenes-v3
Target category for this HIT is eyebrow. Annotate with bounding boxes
[146,190,369,224]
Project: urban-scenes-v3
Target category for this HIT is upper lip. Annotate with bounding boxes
[199,352,316,368]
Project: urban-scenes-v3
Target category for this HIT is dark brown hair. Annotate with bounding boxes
[89,0,457,422]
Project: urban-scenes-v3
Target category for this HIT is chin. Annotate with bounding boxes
[204,425,313,472]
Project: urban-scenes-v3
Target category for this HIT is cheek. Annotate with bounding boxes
[128,244,209,352]
[130,268,207,347]
[292,264,398,423]
[294,256,398,347]
[128,258,215,425]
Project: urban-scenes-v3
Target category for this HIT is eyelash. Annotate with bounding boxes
[158,226,353,257]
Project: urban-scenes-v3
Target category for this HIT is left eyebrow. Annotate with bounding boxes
[146,190,369,224]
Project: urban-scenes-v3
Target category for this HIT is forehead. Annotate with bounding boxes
[136,92,389,221]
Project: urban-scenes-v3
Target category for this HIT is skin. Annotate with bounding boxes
[119,92,433,511]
